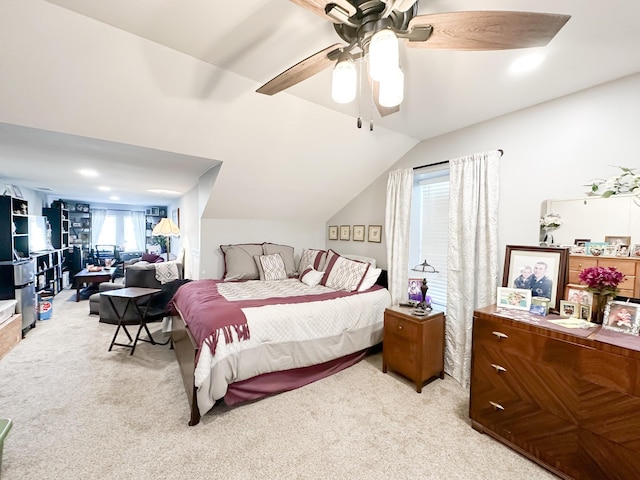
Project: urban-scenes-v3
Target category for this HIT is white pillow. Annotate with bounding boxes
[358,267,382,291]
[342,254,377,268]
[299,267,324,287]
[254,253,287,281]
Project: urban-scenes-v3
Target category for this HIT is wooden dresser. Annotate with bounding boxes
[382,306,444,392]
[568,254,640,298]
[470,305,640,479]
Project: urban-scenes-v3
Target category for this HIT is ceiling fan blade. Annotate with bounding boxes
[371,81,400,117]
[289,0,356,22]
[407,11,571,50]
[257,43,344,96]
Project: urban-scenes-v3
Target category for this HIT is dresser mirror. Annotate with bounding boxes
[541,194,640,247]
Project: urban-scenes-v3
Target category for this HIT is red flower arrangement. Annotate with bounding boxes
[578,266,626,296]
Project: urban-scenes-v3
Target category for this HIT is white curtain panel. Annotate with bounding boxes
[90,208,107,247]
[131,210,146,252]
[385,168,414,305]
[445,150,501,386]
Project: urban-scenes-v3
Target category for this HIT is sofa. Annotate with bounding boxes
[89,261,183,324]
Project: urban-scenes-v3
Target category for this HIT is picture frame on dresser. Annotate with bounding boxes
[630,244,640,258]
[602,300,640,335]
[503,245,569,313]
[605,235,631,246]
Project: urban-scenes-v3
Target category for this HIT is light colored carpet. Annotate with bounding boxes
[0,288,555,480]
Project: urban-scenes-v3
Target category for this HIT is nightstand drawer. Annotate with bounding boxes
[384,314,419,340]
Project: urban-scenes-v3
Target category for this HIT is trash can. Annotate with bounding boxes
[37,292,54,321]
[0,418,12,476]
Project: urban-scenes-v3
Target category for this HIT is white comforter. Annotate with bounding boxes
[192,279,391,414]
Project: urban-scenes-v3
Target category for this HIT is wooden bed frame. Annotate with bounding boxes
[171,270,389,426]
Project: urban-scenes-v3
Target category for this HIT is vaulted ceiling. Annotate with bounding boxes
[1,0,639,217]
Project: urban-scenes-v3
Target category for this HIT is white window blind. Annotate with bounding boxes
[412,169,449,310]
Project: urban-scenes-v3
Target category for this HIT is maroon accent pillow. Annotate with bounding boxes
[141,252,163,263]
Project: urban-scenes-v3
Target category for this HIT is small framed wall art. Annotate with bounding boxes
[328,225,338,240]
[353,225,365,242]
[367,225,382,243]
[339,225,350,241]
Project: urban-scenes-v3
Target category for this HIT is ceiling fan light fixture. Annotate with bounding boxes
[378,67,404,107]
[369,28,399,81]
[331,53,357,104]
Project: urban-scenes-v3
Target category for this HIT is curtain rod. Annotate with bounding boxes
[413,149,503,171]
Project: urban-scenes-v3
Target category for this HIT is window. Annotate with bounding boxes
[410,166,449,310]
[95,211,143,252]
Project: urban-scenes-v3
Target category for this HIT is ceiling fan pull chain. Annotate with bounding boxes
[356,56,363,129]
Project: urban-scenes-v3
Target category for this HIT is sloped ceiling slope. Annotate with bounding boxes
[43,0,640,140]
[0,0,417,219]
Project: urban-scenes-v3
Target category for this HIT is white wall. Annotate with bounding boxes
[328,72,640,273]
[200,219,325,279]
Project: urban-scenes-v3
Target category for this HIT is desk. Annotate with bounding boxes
[102,287,162,355]
[73,268,115,302]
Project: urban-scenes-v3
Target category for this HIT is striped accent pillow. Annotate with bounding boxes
[298,249,326,274]
[321,255,370,292]
[298,267,324,287]
[254,254,287,281]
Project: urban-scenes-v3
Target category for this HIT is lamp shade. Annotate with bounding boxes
[378,67,404,107]
[331,54,357,104]
[152,218,180,236]
[369,28,398,81]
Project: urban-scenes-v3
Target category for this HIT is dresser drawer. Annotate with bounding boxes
[598,257,636,276]
[384,314,419,341]
[472,343,579,424]
[472,317,581,373]
[569,256,598,271]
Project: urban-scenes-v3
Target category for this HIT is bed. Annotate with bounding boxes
[170,245,390,425]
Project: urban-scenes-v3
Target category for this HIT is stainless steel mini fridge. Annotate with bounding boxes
[0,259,36,331]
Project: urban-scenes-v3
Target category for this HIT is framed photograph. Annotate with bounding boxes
[602,245,619,257]
[496,287,532,311]
[616,244,630,257]
[151,207,159,216]
[503,245,569,313]
[579,304,592,322]
[339,225,350,241]
[605,235,631,246]
[559,300,578,318]
[353,225,365,242]
[368,225,382,243]
[602,300,640,335]
[574,238,591,246]
[328,225,338,240]
[408,278,424,302]
[569,245,586,255]
[631,244,640,258]
[585,242,608,256]
[566,285,593,306]
[159,208,167,217]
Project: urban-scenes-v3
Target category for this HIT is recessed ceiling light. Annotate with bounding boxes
[147,188,181,195]
[109,196,120,201]
[509,53,546,75]
[79,168,99,177]
[98,186,111,191]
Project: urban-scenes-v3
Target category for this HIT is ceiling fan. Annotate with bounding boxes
[256,1,570,119]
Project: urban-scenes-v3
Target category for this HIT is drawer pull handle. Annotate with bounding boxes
[397,325,403,330]
[491,331,508,340]
[489,401,505,411]
[490,364,507,373]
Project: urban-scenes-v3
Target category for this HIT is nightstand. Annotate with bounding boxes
[382,306,445,392]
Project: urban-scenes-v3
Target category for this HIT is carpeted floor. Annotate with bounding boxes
[0,288,555,479]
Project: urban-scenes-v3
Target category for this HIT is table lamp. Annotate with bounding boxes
[152,218,180,260]
[411,260,439,310]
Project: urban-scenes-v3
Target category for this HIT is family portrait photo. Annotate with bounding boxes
[503,245,568,312]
